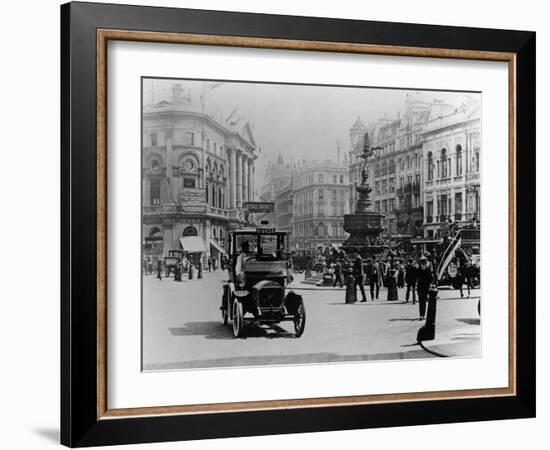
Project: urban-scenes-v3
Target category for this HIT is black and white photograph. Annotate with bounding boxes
[141,78,482,371]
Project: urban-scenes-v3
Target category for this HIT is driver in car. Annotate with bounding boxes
[235,241,250,285]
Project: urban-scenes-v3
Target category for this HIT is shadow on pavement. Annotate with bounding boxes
[169,321,297,340]
[456,318,481,325]
[169,321,234,340]
[388,317,423,322]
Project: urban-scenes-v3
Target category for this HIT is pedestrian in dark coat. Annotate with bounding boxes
[366,258,382,301]
[174,260,182,282]
[416,256,433,319]
[397,261,405,288]
[333,260,344,288]
[353,253,367,302]
[386,262,399,301]
[460,261,474,298]
[156,258,162,281]
[405,259,418,304]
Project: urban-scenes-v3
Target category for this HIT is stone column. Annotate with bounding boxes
[248,159,254,201]
[253,165,256,202]
[165,129,174,203]
[450,191,455,217]
[463,187,467,218]
[236,150,242,208]
[242,155,248,204]
[162,225,173,256]
[229,148,236,208]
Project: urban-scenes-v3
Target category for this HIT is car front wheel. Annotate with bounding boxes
[294,300,306,338]
[232,300,244,338]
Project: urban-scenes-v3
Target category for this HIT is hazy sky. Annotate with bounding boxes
[143,78,477,179]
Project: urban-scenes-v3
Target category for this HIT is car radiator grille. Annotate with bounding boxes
[259,288,284,308]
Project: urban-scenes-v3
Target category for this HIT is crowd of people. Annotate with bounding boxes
[315,250,436,320]
[142,253,228,281]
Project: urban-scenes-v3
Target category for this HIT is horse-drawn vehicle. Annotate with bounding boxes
[436,228,480,290]
[164,249,186,277]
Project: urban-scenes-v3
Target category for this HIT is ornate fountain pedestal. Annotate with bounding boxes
[342,134,386,259]
[342,204,386,258]
[342,212,385,258]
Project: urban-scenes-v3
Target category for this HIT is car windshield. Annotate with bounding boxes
[234,233,287,260]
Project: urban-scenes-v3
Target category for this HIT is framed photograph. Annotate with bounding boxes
[61,1,535,447]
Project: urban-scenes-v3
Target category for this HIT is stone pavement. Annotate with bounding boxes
[142,270,481,370]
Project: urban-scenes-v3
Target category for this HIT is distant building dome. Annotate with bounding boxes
[350,116,367,133]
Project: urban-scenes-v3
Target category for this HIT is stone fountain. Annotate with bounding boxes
[342,132,387,258]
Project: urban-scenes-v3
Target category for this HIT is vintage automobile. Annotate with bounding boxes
[220,227,306,338]
[164,249,185,277]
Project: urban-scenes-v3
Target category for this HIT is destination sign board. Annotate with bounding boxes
[255,227,276,235]
[243,202,274,213]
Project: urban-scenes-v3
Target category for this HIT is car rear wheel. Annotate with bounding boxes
[294,300,306,338]
[232,300,244,338]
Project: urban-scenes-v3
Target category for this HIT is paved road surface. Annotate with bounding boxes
[142,271,481,370]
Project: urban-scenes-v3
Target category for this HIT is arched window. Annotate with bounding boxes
[183,226,198,236]
[149,227,162,237]
[151,159,160,170]
[427,152,433,180]
[218,188,222,209]
[456,145,463,176]
[440,148,447,178]
[205,183,209,203]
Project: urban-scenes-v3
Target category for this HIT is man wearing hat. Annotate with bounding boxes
[405,258,418,304]
[353,252,367,302]
[416,255,433,320]
[366,257,382,301]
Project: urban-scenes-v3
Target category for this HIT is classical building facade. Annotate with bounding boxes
[290,160,350,251]
[142,83,257,262]
[348,99,433,240]
[347,95,468,242]
[421,99,481,238]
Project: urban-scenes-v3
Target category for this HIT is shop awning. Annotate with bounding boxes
[179,236,207,253]
[209,239,227,255]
